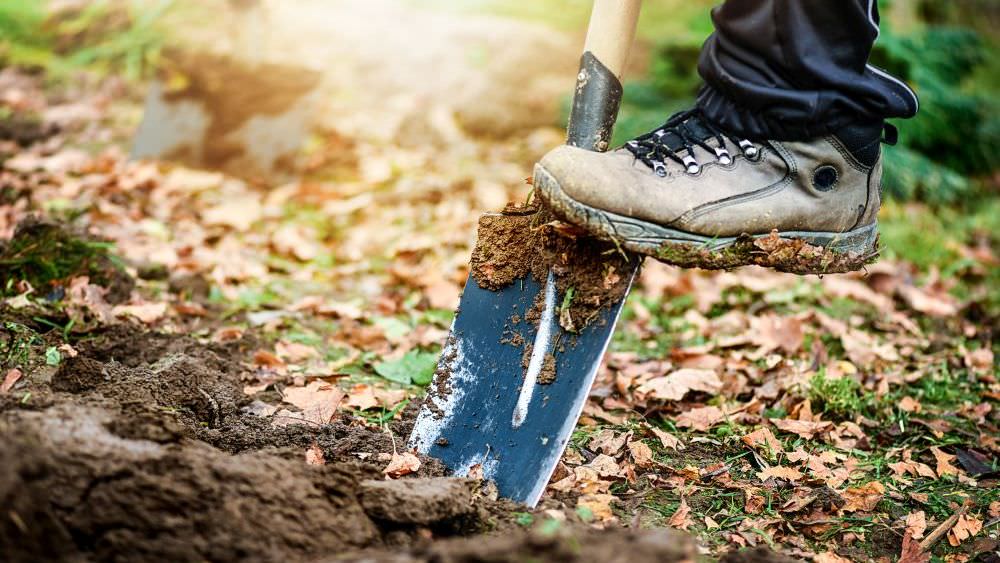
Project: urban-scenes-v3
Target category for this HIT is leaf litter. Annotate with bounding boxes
[0,50,997,563]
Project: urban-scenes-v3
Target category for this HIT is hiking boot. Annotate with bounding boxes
[533,109,893,274]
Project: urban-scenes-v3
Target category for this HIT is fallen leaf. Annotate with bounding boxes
[668,498,692,530]
[898,284,959,317]
[756,466,804,482]
[814,553,852,563]
[930,447,960,478]
[705,515,720,530]
[841,481,885,513]
[744,490,765,514]
[344,384,379,410]
[202,195,263,231]
[628,440,654,468]
[305,443,325,466]
[648,425,684,451]
[587,454,623,478]
[281,380,345,424]
[898,529,930,563]
[112,301,168,324]
[275,340,320,363]
[674,406,725,432]
[271,224,322,261]
[384,451,421,478]
[589,429,627,456]
[905,510,927,539]
[771,418,833,440]
[577,493,616,524]
[636,368,722,401]
[946,514,982,546]
[750,314,804,354]
[1,368,23,394]
[742,427,783,453]
[899,396,922,413]
[254,350,286,368]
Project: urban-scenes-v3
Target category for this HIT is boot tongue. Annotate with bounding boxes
[657,115,717,154]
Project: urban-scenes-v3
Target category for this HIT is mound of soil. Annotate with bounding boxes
[1,327,720,563]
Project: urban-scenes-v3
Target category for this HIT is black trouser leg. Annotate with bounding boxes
[696,0,919,141]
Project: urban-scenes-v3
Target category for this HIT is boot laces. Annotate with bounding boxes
[624,109,758,177]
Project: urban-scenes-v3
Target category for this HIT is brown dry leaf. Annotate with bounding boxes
[254,350,286,368]
[1,368,23,394]
[275,340,320,363]
[648,425,684,451]
[384,451,421,478]
[750,314,804,354]
[756,466,804,482]
[990,501,1000,519]
[898,284,959,317]
[705,515,720,530]
[905,510,927,539]
[771,418,833,440]
[272,224,322,261]
[814,553,852,563]
[628,440,654,468]
[898,529,930,563]
[946,514,982,547]
[201,196,262,231]
[344,384,379,411]
[930,447,960,478]
[305,443,326,466]
[899,396,922,413]
[636,368,722,401]
[744,490,765,514]
[668,498,692,530]
[112,301,168,324]
[841,481,885,513]
[577,493,616,524]
[889,450,937,480]
[281,380,345,424]
[742,427,783,453]
[589,429,627,456]
[674,406,725,432]
[587,454,623,478]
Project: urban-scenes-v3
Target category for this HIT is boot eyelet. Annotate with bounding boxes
[812,165,839,191]
[653,162,668,177]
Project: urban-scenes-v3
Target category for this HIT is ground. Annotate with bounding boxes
[1,2,999,562]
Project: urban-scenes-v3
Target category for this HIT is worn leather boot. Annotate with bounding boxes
[534,109,892,274]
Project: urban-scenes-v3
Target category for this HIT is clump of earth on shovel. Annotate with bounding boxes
[470,200,636,334]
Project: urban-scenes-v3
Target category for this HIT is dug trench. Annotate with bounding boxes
[0,326,711,562]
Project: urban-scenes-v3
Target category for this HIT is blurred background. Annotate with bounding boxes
[1,0,997,306]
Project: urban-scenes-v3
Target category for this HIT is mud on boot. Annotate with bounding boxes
[534,109,894,275]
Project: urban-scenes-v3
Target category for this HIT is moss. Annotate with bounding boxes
[0,219,133,303]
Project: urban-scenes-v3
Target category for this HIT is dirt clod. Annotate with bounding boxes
[470,201,638,332]
[359,478,476,525]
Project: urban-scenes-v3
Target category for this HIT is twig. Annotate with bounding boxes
[918,499,971,553]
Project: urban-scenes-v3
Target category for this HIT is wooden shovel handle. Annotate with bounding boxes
[584,0,642,81]
[566,0,642,152]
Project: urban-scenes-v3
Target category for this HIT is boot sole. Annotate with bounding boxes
[533,164,879,275]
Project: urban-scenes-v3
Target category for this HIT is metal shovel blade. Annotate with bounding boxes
[408,213,639,507]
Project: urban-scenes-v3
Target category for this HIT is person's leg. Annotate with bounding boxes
[697,0,918,141]
[533,0,919,274]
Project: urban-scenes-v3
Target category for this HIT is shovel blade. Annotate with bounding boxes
[409,251,637,507]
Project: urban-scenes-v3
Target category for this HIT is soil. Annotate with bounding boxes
[0,325,781,562]
[653,231,879,275]
[470,201,638,333]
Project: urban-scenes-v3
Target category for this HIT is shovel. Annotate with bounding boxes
[409,0,643,507]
